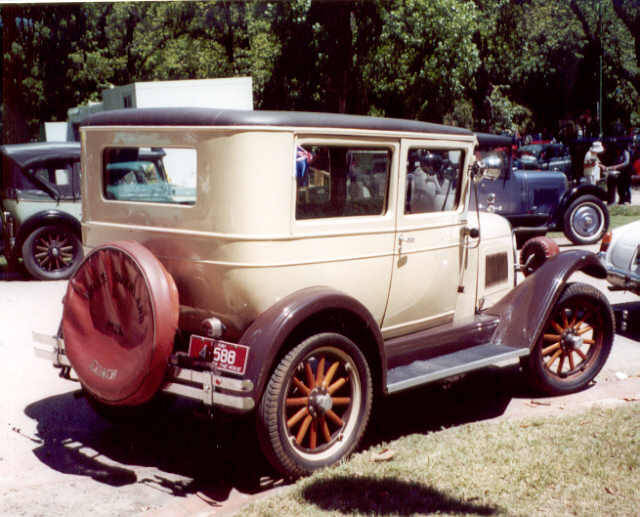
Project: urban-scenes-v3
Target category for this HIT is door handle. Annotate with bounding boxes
[398,235,415,254]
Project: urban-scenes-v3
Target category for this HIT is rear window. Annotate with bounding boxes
[102,147,197,205]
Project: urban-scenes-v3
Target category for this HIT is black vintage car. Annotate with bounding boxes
[472,133,610,246]
[1,142,84,280]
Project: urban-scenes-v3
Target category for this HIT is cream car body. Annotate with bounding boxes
[35,109,613,479]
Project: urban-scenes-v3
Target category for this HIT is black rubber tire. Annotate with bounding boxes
[519,236,559,277]
[562,195,609,245]
[22,224,83,280]
[525,282,614,395]
[257,333,372,479]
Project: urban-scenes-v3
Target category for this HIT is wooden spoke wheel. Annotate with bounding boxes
[22,225,83,280]
[258,333,372,479]
[526,283,613,395]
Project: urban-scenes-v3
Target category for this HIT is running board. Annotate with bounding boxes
[386,343,529,394]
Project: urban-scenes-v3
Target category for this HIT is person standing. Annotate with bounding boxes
[583,141,605,185]
[608,142,632,204]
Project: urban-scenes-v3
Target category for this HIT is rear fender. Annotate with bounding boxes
[485,250,606,351]
[238,286,385,402]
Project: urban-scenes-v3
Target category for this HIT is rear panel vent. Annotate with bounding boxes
[486,252,508,288]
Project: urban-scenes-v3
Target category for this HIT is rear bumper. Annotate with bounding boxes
[598,254,640,294]
[33,331,255,412]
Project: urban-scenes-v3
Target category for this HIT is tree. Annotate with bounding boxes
[366,0,480,122]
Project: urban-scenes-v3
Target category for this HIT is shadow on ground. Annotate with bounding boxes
[301,476,500,515]
[24,391,276,504]
[366,364,527,446]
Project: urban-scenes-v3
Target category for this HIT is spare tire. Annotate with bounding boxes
[62,241,179,407]
[519,236,560,277]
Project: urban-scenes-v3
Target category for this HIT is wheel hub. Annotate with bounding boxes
[308,387,332,417]
[51,246,60,258]
[561,329,583,351]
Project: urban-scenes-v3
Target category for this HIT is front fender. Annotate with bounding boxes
[238,286,385,403]
[552,184,608,227]
[485,250,606,351]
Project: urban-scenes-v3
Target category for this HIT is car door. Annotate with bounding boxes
[381,139,476,339]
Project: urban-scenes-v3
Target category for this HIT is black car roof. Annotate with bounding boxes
[474,132,514,150]
[0,142,81,169]
[83,108,473,137]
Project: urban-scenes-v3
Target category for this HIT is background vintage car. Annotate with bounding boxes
[0,142,83,280]
[473,133,610,246]
[599,219,640,295]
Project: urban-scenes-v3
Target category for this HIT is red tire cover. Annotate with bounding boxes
[519,236,560,277]
[62,241,179,406]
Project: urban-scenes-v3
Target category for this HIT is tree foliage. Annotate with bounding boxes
[2,0,639,143]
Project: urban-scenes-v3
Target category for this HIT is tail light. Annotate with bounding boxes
[599,231,612,253]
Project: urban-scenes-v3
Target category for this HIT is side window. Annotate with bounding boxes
[405,149,463,214]
[26,160,77,199]
[103,147,197,205]
[295,144,391,220]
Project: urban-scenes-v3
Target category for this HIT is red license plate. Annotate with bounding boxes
[188,335,250,375]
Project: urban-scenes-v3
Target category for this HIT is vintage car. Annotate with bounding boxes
[0,142,83,280]
[473,134,610,246]
[35,109,614,479]
[599,219,640,295]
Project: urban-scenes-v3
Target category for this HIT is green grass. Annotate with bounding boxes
[245,404,640,516]
[609,204,640,230]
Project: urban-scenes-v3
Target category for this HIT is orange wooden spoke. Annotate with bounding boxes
[286,396,309,407]
[557,355,565,375]
[542,342,561,356]
[305,362,315,390]
[287,407,309,428]
[576,325,593,336]
[546,349,562,368]
[316,357,325,386]
[309,421,317,450]
[574,348,587,360]
[323,361,340,388]
[326,409,344,427]
[543,333,561,341]
[328,377,347,394]
[320,417,331,443]
[296,414,313,444]
[331,397,351,405]
[582,338,595,345]
[568,350,575,370]
[551,320,564,334]
[292,377,311,396]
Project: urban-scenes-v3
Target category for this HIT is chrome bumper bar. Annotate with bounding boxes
[603,264,640,293]
[33,331,255,411]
